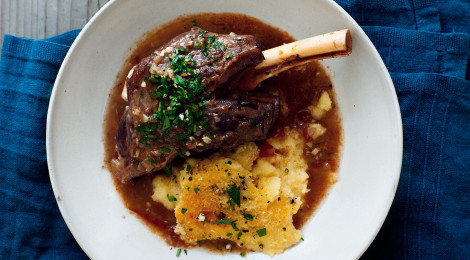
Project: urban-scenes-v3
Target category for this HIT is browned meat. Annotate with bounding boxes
[112,28,279,183]
[112,94,279,183]
[202,93,280,150]
[125,27,264,96]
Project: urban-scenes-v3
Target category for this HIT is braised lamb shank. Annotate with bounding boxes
[112,28,280,183]
[112,27,352,183]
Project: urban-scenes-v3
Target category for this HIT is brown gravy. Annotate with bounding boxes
[104,12,342,253]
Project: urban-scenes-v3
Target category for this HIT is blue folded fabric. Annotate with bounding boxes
[0,30,87,259]
[0,1,469,259]
[363,73,470,259]
[363,27,470,79]
[336,0,442,32]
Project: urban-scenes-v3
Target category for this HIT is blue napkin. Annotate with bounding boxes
[0,30,87,259]
[336,1,470,259]
[0,1,469,259]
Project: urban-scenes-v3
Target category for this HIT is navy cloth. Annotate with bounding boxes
[0,1,469,259]
[0,30,87,259]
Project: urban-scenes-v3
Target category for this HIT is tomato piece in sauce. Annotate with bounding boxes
[269,129,286,138]
[297,109,312,123]
[259,141,275,158]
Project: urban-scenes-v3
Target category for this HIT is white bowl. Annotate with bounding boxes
[46,0,403,259]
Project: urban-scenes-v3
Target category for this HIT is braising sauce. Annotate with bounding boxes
[104,13,342,252]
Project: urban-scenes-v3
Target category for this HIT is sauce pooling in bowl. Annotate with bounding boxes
[103,12,342,254]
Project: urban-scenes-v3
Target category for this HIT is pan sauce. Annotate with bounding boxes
[104,12,342,253]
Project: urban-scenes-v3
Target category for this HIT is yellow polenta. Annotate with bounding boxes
[152,129,309,256]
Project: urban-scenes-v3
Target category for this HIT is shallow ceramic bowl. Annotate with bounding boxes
[46,0,403,259]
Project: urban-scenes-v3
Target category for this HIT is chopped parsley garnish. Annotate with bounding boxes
[215,219,239,231]
[237,231,243,239]
[227,233,233,237]
[162,115,170,130]
[177,149,185,158]
[256,228,267,237]
[206,35,216,44]
[167,195,177,202]
[174,133,187,140]
[196,31,227,60]
[301,237,304,241]
[186,163,191,172]
[194,188,200,194]
[227,199,235,210]
[135,47,209,146]
[213,40,227,50]
[159,146,171,153]
[181,208,187,214]
[242,214,253,221]
[135,123,158,145]
[164,165,172,177]
[176,248,182,257]
[145,158,157,164]
[191,20,198,27]
[225,160,232,165]
[226,183,240,207]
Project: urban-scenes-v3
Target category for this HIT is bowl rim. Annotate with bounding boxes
[325,0,403,258]
[46,0,403,258]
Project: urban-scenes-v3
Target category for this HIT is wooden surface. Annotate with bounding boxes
[0,0,111,53]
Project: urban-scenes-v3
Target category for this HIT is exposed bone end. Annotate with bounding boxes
[127,66,136,79]
[254,29,351,83]
[256,29,351,70]
[121,65,137,102]
[121,83,128,102]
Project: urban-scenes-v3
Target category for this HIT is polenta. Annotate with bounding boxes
[152,129,309,256]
